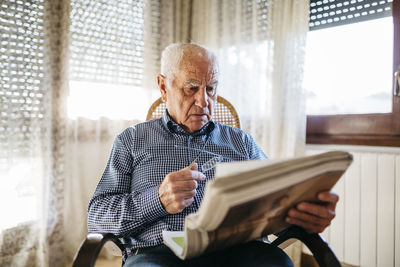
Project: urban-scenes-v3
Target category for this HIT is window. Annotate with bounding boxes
[304,17,393,115]
[0,0,46,230]
[305,0,400,146]
[68,0,161,120]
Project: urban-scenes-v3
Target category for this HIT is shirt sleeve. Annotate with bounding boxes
[245,133,268,160]
[87,132,169,237]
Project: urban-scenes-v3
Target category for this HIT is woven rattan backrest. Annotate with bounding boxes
[146,96,241,129]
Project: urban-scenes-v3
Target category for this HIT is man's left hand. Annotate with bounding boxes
[285,191,339,233]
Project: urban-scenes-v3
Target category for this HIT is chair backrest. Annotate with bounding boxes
[146,95,241,129]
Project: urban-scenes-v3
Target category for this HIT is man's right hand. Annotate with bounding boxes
[158,163,205,214]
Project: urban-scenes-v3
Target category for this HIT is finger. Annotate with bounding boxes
[172,180,198,192]
[182,189,197,199]
[297,202,336,219]
[190,170,206,180]
[287,208,332,226]
[285,216,326,234]
[182,197,194,207]
[170,169,205,181]
[318,191,339,209]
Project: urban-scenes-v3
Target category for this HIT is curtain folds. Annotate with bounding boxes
[64,118,139,259]
[42,0,70,265]
[0,0,70,266]
[159,0,192,48]
[1,0,309,266]
[188,0,309,265]
[190,0,309,159]
[64,0,164,260]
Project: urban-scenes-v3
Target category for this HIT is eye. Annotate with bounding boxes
[206,86,216,95]
[183,86,197,95]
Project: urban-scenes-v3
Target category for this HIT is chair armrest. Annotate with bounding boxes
[73,227,341,267]
[271,226,341,267]
[72,233,125,267]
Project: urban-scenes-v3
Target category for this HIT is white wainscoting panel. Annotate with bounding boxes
[305,145,400,267]
[344,153,361,266]
[330,172,345,260]
[377,154,395,267]
[360,153,377,267]
[396,156,400,267]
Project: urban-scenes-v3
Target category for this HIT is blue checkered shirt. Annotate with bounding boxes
[87,110,267,259]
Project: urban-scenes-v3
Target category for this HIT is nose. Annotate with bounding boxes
[194,86,208,108]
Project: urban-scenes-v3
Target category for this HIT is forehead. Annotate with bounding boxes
[177,54,218,82]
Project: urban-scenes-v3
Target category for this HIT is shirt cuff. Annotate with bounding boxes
[139,186,169,223]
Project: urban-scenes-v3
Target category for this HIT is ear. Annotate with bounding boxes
[157,74,167,102]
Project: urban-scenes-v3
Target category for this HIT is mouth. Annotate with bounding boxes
[190,114,209,118]
[188,114,210,123]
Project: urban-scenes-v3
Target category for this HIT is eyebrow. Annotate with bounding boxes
[184,79,218,87]
[184,79,202,87]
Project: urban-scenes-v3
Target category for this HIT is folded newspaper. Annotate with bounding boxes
[162,151,353,259]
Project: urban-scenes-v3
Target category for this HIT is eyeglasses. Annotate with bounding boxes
[201,155,223,172]
[161,74,217,98]
[182,85,217,98]
[174,145,232,173]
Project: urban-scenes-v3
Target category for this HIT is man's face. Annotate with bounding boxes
[158,55,218,133]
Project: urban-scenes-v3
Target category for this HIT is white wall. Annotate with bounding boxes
[305,144,400,267]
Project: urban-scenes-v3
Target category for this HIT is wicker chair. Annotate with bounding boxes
[146,95,241,129]
[72,96,341,267]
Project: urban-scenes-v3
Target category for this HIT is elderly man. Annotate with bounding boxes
[88,43,338,267]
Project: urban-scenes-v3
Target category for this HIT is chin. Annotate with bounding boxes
[188,121,208,133]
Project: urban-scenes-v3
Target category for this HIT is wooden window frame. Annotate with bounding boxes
[306,0,400,147]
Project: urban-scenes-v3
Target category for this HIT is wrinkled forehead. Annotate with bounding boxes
[177,54,219,83]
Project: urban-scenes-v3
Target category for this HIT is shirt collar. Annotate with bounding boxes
[162,109,215,136]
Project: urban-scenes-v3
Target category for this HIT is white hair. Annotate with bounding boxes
[160,43,218,80]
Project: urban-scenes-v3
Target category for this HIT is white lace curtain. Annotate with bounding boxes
[0,0,70,266]
[65,0,309,261]
[189,1,309,264]
[0,0,309,266]
[190,0,309,159]
[0,0,163,266]
[64,0,166,260]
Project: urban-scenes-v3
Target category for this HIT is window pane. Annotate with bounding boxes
[0,159,41,230]
[304,17,393,115]
[67,81,158,120]
[68,0,161,121]
[69,0,147,85]
[0,0,46,229]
